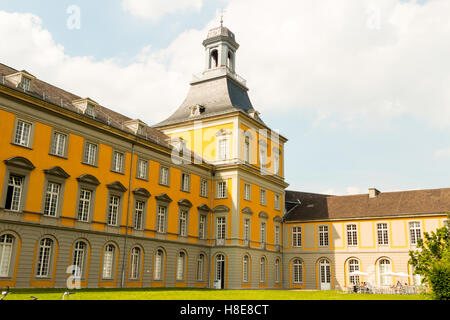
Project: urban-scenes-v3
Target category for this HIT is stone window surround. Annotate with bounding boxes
[132,188,151,231]
[110,149,126,175]
[40,166,70,219]
[128,245,144,282]
[33,235,57,281]
[49,128,70,159]
[1,157,36,212]
[75,174,100,224]
[178,199,193,238]
[11,116,36,149]
[81,139,99,167]
[136,158,150,181]
[105,181,128,227]
[70,239,90,281]
[101,242,119,281]
[155,194,173,235]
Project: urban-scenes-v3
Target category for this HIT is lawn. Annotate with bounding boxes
[1,288,430,300]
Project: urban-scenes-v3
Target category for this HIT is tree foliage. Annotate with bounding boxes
[409,214,450,299]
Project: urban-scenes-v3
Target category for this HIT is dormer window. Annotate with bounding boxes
[86,104,95,117]
[137,124,146,136]
[190,105,205,117]
[123,119,148,136]
[21,77,31,91]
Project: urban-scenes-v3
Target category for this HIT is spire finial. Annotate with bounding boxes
[220,9,226,27]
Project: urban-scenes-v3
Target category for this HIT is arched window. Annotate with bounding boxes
[215,254,225,281]
[196,254,205,281]
[243,255,250,283]
[36,238,53,278]
[227,51,234,71]
[275,259,281,283]
[244,136,251,163]
[0,234,14,277]
[176,251,186,281]
[102,244,115,279]
[154,249,164,280]
[348,259,360,285]
[379,259,392,286]
[260,257,266,283]
[210,49,218,68]
[72,241,87,278]
[130,247,141,280]
[292,259,303,284]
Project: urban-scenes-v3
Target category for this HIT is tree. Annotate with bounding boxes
[409,214,450,299]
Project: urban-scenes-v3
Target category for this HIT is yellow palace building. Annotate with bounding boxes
[0,24,448,290]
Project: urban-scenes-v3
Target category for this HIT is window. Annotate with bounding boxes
[157,206,167,233]
[409,221,422,245]
[36,238,53,278]
[348,259,360,285]
[154,250,164,280]
[200,179,208,197]
[72,241,86,278]
[217,136,229,161]
[260,257,266,283]
[50,132,67,157]
[275,259,281,283]
[14,120,32,147]
[243,255,249,282]
[379,259,392,286]
[244,218,250,241]
[107,196,120,226]
[293,259,303,284]
[86,104,95,117]
[83,142,97,166]
[273,152,280,175]
[319,225,329,247]
[244,183,251,201]
[130,247,141,280]
[181,173,190,192]
[44,182,61,217]
[134,201,145,230]
[21,77,31,91]
[199,215,207,240]
[274,194,280,210]
[112,151,125,173]
[260,222,266,244]
[244,136,250,163]
[179,211,188,237]
[259,144,267,170]
[197,254,205,281]
[102,244,115,279]
[260,189,267,206]
[137,159,148,180]
[5,175,24,212]
[292,226,302,247]
[217,217,226,240]
[78,189,92,222]
[377,223,389,245]
[347,224,358,246]
[176,252,186,281]
[0,234,14,277]
[275,225,280,245]
[159,166,170,186]
[217,181,227,199]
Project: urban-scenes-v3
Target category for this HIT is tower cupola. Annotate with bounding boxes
[203,24,239,73]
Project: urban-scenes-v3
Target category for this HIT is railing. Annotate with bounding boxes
[192,66,247,87]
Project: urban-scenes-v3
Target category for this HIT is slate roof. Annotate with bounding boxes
[0,62,171,148]
[284,188,450,222]
[153,75,265,128]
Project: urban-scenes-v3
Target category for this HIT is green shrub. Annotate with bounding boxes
[428,260,450,300]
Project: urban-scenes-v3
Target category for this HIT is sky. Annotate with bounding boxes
[1,0,450,196]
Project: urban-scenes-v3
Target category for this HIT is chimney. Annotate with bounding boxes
[369,188,381,199]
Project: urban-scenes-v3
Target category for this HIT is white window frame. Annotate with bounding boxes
[72,241,86,278]
[137,159,148,180]
[379,259,392,286]
[78,189,92,222]
[292,226,302,247]
[318,225,329,247]
[179,210,188,237]
[217,135,229,161]
[244,136,251,163]
[200,179,208,197]
[83,142,98,166]
[244,183,251,201]
[154,250,164,280]
[107,195,120,226]
[181,173,190,192]
[134,201,145,230]
[346,224,358,246]
[243,255,249,283]
[6,175,24,212]
[50,131,68,157]
[36,238,53,278]
[216,181,227,199]
[130,247,141,280]
[0,234,14,277]
[176,252,186,281]
[44,182,61,217]
[260,222,266,244]
[244,218,250,241]
[157,206,167,233]
[293,259,303,284]
[274,194,280,210]
[14,120,32,147]
[275,259,281,283]
[275,225,280,246]
[260,188,267,206]
[159,166,170,186]
[260,257,266,283]
[409,221,422,245]
[199,215,207,240]
[102,244,115,279]
[197,254,205,281]
[112,151,125,173]
[217,217,226,240]
[348,259,360,285]
[377,223,389,245]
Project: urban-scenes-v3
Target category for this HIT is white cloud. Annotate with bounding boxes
[121,0,203,21]
[1,0,450,129]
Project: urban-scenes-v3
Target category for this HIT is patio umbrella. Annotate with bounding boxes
[383,272,412,277]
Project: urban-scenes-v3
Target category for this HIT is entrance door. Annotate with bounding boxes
[215,254,225,289]
[319,259,331,290]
